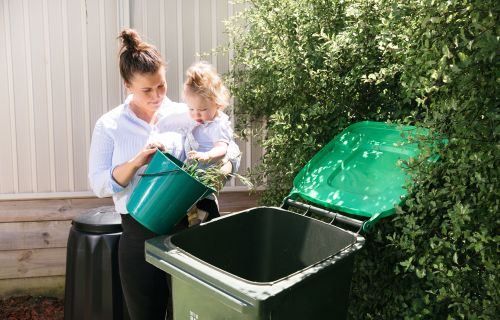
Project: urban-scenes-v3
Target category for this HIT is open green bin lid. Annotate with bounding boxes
[288,121,436,231]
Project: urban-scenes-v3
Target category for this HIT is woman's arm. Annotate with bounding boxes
[88,118,164,197]
[112,142,164,187]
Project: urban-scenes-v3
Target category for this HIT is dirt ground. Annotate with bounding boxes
[0,296,63,320]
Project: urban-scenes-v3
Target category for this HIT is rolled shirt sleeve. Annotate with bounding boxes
[219,117,241,173]
[88,119,125,198]
[227,141,241,173]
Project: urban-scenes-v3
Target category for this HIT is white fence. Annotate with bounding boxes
[0,0,260,199]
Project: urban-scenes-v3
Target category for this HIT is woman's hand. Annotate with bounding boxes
[130,142,166,168]
[112,142,165,187]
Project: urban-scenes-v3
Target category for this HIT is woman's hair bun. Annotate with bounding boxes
[119,29,142,53]
[117,29,164,83]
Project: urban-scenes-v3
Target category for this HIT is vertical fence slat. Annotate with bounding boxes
[176,0,184,100]
[80,0,90,191]
[42,0,56,192]
[182,0,195,75]
[211,0,217,67]
[0,1,11,192]
[194,0,200,62]
[117,0,129,102]
[100,0,108,117]
[198,0,212,60]
[28,0,52,192]
[1,0,18,193]
[23,0,38,192]
[10,0,32,192]
[62,0,74,191]
[159,0,165,67]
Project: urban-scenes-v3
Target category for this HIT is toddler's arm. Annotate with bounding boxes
[187,141,228,162]
[188,141,228,162]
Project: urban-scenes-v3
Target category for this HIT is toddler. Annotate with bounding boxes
[183,61,240,225]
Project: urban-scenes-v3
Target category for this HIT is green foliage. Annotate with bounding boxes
[183,159,253,192]
[228,0,412,204]
[226,0,499,318]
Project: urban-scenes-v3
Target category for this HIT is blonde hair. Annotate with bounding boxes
[118,29,165,83]
[184,61,230,108]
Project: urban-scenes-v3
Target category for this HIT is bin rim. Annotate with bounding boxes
[155,208,365,288]
[72,206,122,234]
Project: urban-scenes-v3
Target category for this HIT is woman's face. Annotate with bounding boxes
[184,89,219,124]
[126,66,167,113]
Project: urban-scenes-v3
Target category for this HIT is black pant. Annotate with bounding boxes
[119,201,219,320]
[119,214,173,320]
[196,198,220,221]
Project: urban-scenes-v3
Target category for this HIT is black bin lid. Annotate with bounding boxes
[72,206,122,234]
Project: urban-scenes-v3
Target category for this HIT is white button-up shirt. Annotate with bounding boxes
[88,96,193,214]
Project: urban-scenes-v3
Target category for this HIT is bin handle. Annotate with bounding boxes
[152,258,251,313]
[138,169,182,177]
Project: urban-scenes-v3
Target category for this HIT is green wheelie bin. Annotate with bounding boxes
[145,121,434,319]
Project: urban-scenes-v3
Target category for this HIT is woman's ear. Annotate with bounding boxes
[124,81,132,95]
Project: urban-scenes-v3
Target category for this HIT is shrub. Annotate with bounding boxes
[375,1,499,318]
[226,0,499,318]
[227,0,411,204]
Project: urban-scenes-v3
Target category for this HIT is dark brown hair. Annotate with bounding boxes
[117,29,164,83]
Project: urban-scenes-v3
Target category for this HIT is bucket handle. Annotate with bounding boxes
[138,169,182,177]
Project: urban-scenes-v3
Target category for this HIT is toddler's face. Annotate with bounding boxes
[184,90,219,124]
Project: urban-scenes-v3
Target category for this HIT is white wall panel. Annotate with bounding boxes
[216,0,229,74]
[181,0,196,80]
[87,0,106,134]
[145,0,161,48]
[105,0,122,112]
[27,0,51,193]
[199,0,214,61]
[163,0,181,103]
[49,0,72,193]
[0,0,257,199]
[67,0,88,192]
[9,0,33,193]
[0,0,16,193]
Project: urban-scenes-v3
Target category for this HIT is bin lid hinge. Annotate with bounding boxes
[281,198,364,233]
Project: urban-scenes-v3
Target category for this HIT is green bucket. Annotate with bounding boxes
[127,150,216,235]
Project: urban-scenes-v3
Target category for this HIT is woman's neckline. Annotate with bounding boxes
[129,101,158,126]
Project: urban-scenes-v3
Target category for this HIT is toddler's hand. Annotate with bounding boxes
[188,150,210,162]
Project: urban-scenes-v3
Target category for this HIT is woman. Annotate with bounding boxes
[88,29,238,320]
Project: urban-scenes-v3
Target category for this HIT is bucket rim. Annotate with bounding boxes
[147,151,217,194]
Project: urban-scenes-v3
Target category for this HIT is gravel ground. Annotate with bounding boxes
[0,296,63,320]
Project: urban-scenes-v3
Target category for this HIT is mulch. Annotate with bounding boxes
[0,296,63,320]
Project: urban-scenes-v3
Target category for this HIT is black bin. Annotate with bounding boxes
[64,206,128,320]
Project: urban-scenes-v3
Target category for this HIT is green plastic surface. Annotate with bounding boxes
[289,121,432,230]
[127,150,215,235]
